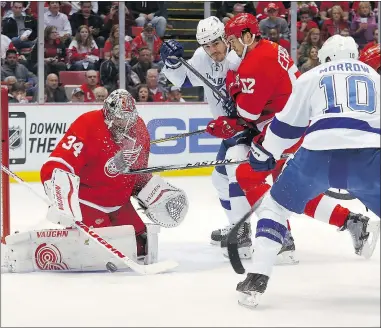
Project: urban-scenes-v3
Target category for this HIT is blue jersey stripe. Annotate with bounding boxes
[306,117,381,136]
[270,117,307,139]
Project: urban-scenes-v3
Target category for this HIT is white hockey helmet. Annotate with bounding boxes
[196,16,225,45]
[318,35,359,63]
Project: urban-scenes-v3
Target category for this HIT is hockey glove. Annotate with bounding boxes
[160,40,184,69]
[206,116,245,139]
[226,70,242,99]
[249,142,276,172]
[222,97,238,117]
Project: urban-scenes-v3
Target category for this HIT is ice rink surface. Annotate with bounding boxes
[1,176,380,327]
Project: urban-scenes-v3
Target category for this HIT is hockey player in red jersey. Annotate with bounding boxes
[40,89,189,258]
[206,13,371,258]
[359,44,380,74]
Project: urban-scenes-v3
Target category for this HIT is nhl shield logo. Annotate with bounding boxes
[9,126,22,149]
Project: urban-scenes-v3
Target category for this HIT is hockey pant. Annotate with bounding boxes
[248,147,380,277]
[79,200,146,236]
[236,129,350,229]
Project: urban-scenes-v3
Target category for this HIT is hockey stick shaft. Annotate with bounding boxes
[124,158,249,175]
[170,57,228,102]
[150,129,206,144]
[1,164,178,275]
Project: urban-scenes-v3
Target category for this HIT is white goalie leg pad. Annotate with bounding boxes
[44,168,82,227]
[136,175,189,228]
[3,225,154,273]
[144,223,161,264]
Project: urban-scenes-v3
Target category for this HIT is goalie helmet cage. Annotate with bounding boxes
[1,86,10,243]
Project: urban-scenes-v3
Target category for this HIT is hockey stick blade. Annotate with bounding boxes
[227,197,264,274]
[151,129,206,144]
[124,158,249,175]
[74,221,178,275]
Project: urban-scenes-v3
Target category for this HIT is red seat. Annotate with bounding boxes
[131,26,143,37]
[59,71,99,86]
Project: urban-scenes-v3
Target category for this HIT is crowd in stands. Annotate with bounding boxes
[1,1,379,104]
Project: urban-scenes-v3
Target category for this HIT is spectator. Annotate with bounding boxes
[70,87,85,102]
[256,1,287,21]
[296,7,318,44]
[103,2,136,38]
[321,5,349,42]
[80,70,99,102]
[259,3,290,41]
[103,24,132,62]
[340,28,351,37]
[3,76,17,89]
[1,32,12,60]
[300,46,319,73]
[68,25,99,70]
[100,44,139,94]
[268,28,290,54]
[1,49,37,95]
[136,84,153,102]
[93,86,108,102]
[44,1,72,44]
[69,1,105,48]
[1,1,37,52]
[45,73,68,103]
[67,1,99,15]
[146,68,166,102]
[319,2,349,22]
[8,81,29,103]
[131,47,159,84]
[131,23,163,63]
[297,28,323,67]
[43,26,67,77]
[129,1,169,38]
[215,2,256,25]
[167,86,186,102]
[363,28,378,52]
[350,2,378,49]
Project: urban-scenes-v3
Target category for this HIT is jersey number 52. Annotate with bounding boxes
[62,136,83,157]
[240,78,255,94]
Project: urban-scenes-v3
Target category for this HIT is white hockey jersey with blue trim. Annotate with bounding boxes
[262,59,380,160]
[162,47,241,119]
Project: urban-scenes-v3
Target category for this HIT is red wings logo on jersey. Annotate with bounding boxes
[104,136,143,178]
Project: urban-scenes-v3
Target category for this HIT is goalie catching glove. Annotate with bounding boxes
[135,175,189,228]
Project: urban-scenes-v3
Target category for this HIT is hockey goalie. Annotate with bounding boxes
[4,89,189,273]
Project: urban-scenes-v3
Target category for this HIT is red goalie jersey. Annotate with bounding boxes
[40,109,151,210]
[227,39,300,129]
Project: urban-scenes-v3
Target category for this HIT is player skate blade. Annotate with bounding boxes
[361,221,380,259]
[275,250,300,265]
[237,292,262,309]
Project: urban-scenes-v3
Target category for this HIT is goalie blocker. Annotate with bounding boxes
[3,170,188,273]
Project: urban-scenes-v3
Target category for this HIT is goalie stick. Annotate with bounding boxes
[1,164,178,275]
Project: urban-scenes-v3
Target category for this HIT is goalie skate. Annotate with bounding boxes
[236,273,269,309]
[340,212,380,259]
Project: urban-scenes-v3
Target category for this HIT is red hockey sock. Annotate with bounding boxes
[328,205,350,227]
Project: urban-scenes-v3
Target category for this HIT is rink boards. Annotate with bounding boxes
[7,102,220,182]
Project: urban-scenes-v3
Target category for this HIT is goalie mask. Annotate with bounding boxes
[103,89,138,143]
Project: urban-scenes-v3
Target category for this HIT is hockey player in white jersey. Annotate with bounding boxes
[160,16,262,258]
[236,35,380,308]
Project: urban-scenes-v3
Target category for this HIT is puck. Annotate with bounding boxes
[106,262,118,273]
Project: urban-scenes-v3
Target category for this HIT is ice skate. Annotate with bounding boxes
[236,273,269,309]
[275,230,299,265]
[340,212,380,259]
[210,223,235,245]
[221,221,252,259]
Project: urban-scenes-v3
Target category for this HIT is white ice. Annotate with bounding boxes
[1,177,380,327]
